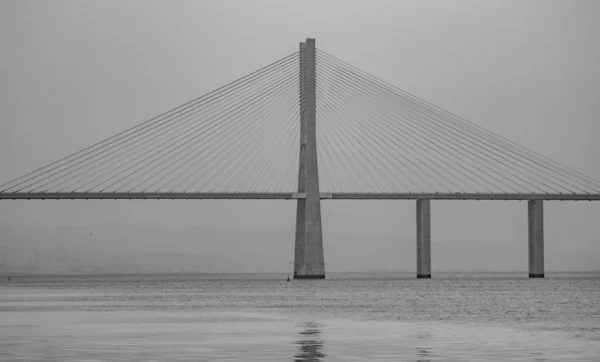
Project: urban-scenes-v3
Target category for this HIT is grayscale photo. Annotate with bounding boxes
[1,0,599,360]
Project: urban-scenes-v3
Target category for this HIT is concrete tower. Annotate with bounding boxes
[294,38,325,279]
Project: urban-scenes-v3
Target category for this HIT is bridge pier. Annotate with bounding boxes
[416,199,431,278]
[294,38,325,279]
[528,200,544,278]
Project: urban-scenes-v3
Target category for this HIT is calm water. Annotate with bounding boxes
[1,272,599,361]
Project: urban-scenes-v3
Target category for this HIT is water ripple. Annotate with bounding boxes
[1,273,599,360]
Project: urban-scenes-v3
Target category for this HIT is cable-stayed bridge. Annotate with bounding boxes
[1,39,599,279]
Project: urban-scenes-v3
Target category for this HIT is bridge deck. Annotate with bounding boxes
[0,192,599,201]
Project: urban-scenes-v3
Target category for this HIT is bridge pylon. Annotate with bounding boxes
[294,38,325,279]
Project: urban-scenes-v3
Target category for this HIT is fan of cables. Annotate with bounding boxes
[315,49,600,195]
[1,52,302,195]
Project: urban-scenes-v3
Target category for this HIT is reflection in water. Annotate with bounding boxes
[294,322,326,362]
[416,347,432,362]
[416,332,433,362]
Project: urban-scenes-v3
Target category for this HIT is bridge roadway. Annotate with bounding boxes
[0,192,599,200]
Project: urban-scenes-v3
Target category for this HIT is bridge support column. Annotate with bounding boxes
[528,200,544,278]
[416,199,431,278]
[294,38,325,279]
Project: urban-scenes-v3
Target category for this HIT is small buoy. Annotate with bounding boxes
[8,277,10,282]
[286,275,290,282]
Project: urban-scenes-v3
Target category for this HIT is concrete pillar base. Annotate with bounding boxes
[294,275,325,279]
[416,199,431,279]
[528,200,544,279]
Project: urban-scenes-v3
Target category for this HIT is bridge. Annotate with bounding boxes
[1,39,599,279]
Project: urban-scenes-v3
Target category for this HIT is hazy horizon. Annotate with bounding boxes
[2,219,599,274]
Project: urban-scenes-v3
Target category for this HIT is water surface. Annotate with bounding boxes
[1,272,599,361]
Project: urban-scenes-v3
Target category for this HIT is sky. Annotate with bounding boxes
[0,0,599,271]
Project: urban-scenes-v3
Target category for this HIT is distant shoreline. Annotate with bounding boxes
[1,270,599,278]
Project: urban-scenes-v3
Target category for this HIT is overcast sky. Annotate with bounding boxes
[0,1,599,270]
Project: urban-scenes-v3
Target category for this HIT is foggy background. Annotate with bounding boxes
[1,0,599,273]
